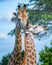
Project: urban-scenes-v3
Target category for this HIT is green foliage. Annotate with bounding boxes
[28,0,52,25]
[0,54,11,65]
[38,42,52,65]
[8,29,15,36]
[41,14,52,21]
[27,10,52,24]
[29,0,52,11]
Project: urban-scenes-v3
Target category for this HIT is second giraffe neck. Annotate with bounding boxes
[21,31,36,65]
[25,32,36,65]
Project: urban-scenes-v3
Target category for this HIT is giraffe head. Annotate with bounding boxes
[17,4,27,27]
[25,23,48,36]
[13,4,27,28]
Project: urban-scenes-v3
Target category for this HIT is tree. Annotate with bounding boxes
[28,0,52,23]
[29,0,52,11]
[0,54,11,65]
[38,42,52,65]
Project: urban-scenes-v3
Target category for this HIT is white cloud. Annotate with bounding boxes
[0,33,8,38]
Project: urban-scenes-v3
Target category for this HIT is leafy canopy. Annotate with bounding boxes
[38,42,52,65]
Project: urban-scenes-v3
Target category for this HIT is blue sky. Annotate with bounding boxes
[0,0,29,19]
[0,0,52,62]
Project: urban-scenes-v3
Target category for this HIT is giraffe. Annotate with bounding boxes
[8,5,27,65]
[20,23,48,65]
[8,4,48,65]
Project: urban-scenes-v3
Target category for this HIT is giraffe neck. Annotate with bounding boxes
[15,26,22,53]
[21,31,36,65]
[8,21,22,65]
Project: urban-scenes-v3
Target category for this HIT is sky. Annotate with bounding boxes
[0,0,52,62]
[0,0,29,19]
[0,0,29,38]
